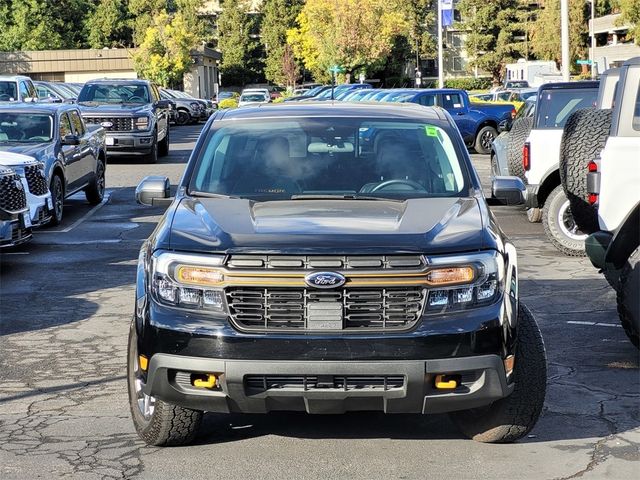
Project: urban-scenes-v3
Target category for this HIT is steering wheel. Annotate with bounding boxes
[0,94,11,101]
[128,96,145,102]
[369,179,426,193]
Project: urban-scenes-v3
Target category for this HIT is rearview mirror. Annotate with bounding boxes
[492,176,526,205]
[155,99,172,109]
[498,119,511,133]
[136,175,172,206]
[62,134,80,146]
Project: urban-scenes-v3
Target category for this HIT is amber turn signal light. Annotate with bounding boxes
[176,266,224,286]
[427,266,474,286]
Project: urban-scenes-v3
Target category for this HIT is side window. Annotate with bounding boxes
[59,113,72,138]
[27,81,38,99]
[19,82,29,100]
[441,93,463,110]
[37,86,49,99]
[151,85,160,102]
[69,111,85,136]
[418,95,435,106]
[633,84,640,132]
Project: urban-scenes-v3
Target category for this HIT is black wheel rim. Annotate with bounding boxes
[481,130,495,150]
[53,178,63,220]
[97,163,105,197]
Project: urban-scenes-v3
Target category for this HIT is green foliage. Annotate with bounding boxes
[218,98,238,109]
[261,0,304,85]
[444,77,493,90]
[404,0,437,60]
[618,0,640,43]
[455,0,526,82]
[218,0,265,86]
[132,10,197,87]
[287,0,409,82]
[530,0,588,69]
[0,0,91,51]
[85,0,133,48]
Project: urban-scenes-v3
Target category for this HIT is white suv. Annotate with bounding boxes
[585,56,640,348]
[0,75,38,103]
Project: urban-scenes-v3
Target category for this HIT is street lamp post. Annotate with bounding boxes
[561,0,570,81]
[587,0,596,79]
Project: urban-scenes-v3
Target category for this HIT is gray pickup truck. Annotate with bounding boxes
[77,79,172,164]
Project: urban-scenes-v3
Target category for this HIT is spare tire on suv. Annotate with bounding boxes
[507,117,533,183]
[559,108,612,234]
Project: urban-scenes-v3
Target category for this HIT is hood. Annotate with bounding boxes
[0,151,38,166]
[77,103,150,115]
[164,197,493,255]
[0,143,52,162]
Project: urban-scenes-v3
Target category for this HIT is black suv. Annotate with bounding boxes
[77,79,172,163]
[130,102,547,446]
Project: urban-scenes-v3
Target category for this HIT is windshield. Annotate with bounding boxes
[190,117,468,201]
[0,113,53,143]
[78,83,150,104]
[240,94,267,102]
[536,88,598,129]
[0,81,18,101]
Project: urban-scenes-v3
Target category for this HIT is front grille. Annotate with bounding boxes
[11,223,29,242]
[0,173,27,212]
[227,287,426,332]
[84,116,134,132]
[226,254,424,270]
[245,375,405,393]
[24,165,48,195]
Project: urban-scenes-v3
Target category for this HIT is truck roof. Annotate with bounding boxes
[0,103,77,114]
[538,81,599,91]
[217,101,450,123]
[83,78,150,85]
[623,56,640,66]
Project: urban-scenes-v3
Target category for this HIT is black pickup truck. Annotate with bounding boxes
[130,102,547,446]
[77,79,172,164]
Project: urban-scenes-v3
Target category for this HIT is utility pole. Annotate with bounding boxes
[588,0,596,79]
[438,0,444,88]
[561,0,570,81]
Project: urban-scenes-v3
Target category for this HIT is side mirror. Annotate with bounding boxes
[492,176,526,205]
[136,175,172,206]
[498,119,511,133]
[156,99,172,109]
[62,134,81,146]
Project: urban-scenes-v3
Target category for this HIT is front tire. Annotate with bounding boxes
[474,125,498,155]
[450,303,547,443]
[127,322,203,446]
[145,136,158,164]
[175,109,190,126]
[617,247,640,349]
[542,185,587,256]
[48,174,64,226]
[84,160,105,205]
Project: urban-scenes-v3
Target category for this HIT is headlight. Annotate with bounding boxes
[135,117,150,130]
[151,252,227,312]
[423,252,504,312]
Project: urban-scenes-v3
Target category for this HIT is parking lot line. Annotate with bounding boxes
[39,190,112,234]
[567,321,622,328]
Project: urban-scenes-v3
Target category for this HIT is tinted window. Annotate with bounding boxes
[634,84,640,132]
[59,113,72,137]
[441,93,463,109]
[19,82,30,100]
[78,83,150,104]
[0,81,18,101]
[26,81,37,99]
[190,118,468,201]
[37,86,52,99]
[537,88,598,129]
[418,94,436,106]
[0,113,53,142]
[69,111,85,136]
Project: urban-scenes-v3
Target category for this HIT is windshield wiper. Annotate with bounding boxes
[290,194,404,202]
[189,191,240,199]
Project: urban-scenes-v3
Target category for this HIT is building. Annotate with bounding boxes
[590,13,640,71]
[0,47,220,99]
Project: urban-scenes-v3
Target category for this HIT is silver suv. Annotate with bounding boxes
[0,75,38,103]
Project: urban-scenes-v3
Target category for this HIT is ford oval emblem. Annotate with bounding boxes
[305,271,346,289]
[101,121,113,128]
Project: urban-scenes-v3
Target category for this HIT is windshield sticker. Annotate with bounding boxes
[425,126,438,137]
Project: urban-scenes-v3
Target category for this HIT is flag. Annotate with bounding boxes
[441,0,454,27]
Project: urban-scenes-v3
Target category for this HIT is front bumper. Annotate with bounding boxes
[525,183,540,209]
[105,131,154,155]
[0,217,32,248]
[26,191,52,227]
[143,354,513,414]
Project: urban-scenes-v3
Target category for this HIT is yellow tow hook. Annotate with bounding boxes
[192,374,217,389]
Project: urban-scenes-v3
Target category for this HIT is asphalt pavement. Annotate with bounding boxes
[0,123,638,480]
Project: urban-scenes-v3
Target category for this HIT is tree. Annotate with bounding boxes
[128,0,167,46]
[619,0,640,43]
[287,0,409,83]
[218,0,264,86]
[530,0,589,69]
[0,0,91,51]
[281,43,300,87]
[85,0,133,48]
[132,10,197,87]
[260,0,304,85]
[455,0,526,82]
[404,0,437,62]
